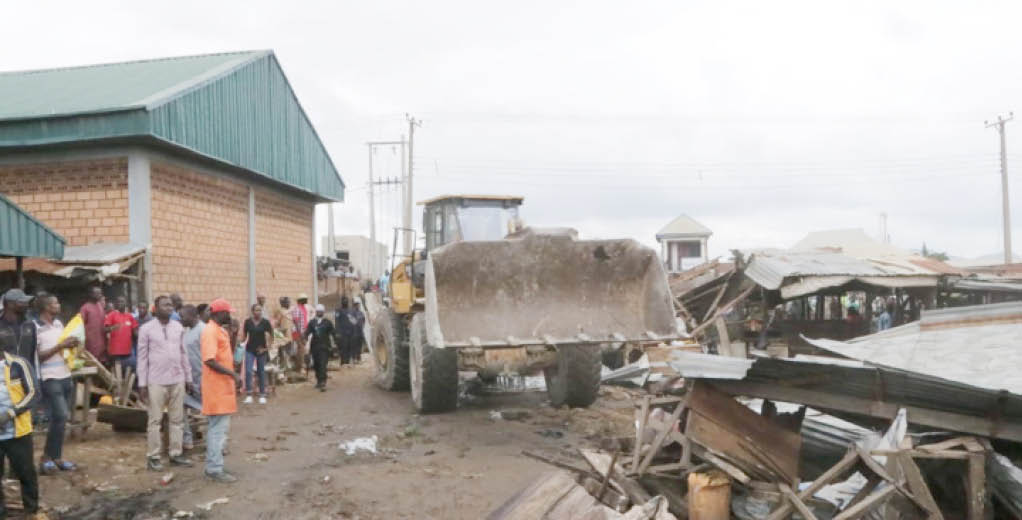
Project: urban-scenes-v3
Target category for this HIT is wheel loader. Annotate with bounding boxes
[372,194,679,413]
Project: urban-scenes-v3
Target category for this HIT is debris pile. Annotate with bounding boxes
[490,300,1022,519]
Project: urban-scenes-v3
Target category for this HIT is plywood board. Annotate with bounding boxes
[685,381,801,485]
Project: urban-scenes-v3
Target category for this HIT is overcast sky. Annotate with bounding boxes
[5,1,1022,261]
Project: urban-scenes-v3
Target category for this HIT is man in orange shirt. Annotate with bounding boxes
[200,299,241,483]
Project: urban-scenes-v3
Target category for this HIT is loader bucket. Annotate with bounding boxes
[422,232,679,348]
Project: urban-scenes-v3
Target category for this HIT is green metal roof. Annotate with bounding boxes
[0,51,344,201]
[0,192,65,259]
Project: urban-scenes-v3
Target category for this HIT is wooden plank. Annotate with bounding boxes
[779,483,818,520]
[872,449,971,460]
[856,445,929,515]
[580,478,628,512]
[119,370,135,406]
[832,486,897,520]
[636,395,688,476]
[521,450,594,478]
[897,453,944,520]
[685,381,800,484]
[844,476,881,511]
[916,436,974,453]
[688,285,756,337]
[631,396,651,472]
[966,452,987,520]
[695,447,750,485]
[81,350,115,388]
[486,471,595,520]
[767,450,859,520]
[597,451,620,501]
[581,449,652,506]
[700,272,733,323]
[710,380,1022,443]
[714,317,734,357]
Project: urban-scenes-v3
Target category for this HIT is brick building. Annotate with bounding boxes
[0,51,344,309]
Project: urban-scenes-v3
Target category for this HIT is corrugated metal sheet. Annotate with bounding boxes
[0,192,65,258]
[0,51,258,121]
[59,242,145,264]
[0,242,144,279]
[953,278,1022,293]
[805,301,1022,394]
[0,51,343,202]
[744,249,942,297]
[739,356,1022,427]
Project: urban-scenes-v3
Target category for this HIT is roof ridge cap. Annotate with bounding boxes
[0,50,269,77]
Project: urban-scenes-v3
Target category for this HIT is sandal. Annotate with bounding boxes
[39,460,58,475]
[55,460,77,471]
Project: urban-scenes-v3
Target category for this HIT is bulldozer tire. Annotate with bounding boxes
[544,345,602,408]
[409,314,458,414]
[372,308,410,391]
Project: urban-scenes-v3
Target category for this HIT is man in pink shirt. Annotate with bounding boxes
[290,293,312,372]
[79,286,107,363]
[137,295,193,471]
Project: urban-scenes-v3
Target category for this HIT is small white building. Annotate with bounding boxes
[656,214,712,272]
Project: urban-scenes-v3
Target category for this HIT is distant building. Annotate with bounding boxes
[322,235,388,281]
[656,215,711,272]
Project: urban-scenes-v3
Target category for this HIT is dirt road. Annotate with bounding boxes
[44,363,636,519]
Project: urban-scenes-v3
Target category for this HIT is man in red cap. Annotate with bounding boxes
[200,298,241,483]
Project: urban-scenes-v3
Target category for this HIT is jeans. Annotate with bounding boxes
[146,382,185,459]
[41,377,74,460]
[0,435,38,515]
[205,414,231,475]
[245,351,268,396]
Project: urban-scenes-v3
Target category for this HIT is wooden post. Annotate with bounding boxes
[14,257,24,290]
[966,452,987,520]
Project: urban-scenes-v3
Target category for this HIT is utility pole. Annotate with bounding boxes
[404,114,421,255]
[367,140,407,278]
[986,112,1015,264]
[367,144,376,278]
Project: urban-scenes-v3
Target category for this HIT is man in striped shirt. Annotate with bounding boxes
[290,294,312,373]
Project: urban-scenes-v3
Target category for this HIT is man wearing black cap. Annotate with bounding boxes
[0,289,38,363]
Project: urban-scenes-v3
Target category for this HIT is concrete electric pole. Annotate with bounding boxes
[986,112,1015,264]
[404,114,421,256]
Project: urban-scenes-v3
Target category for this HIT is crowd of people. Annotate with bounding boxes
[0,284,368,517]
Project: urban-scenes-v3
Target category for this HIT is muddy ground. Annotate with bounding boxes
[34,363,638,519]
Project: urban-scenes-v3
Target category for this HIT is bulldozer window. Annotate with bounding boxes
[458,205,518,241]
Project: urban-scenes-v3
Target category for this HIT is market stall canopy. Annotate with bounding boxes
[0,242,144,280]
[743,249,944,299]
[0,192,65,259]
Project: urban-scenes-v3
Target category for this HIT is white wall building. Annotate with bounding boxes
[322,235,389,281]
[656,214,712,273]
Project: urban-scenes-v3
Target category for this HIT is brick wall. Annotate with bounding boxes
[0,158,129,246]
[150,162,249,308]
[254,187,314,306]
